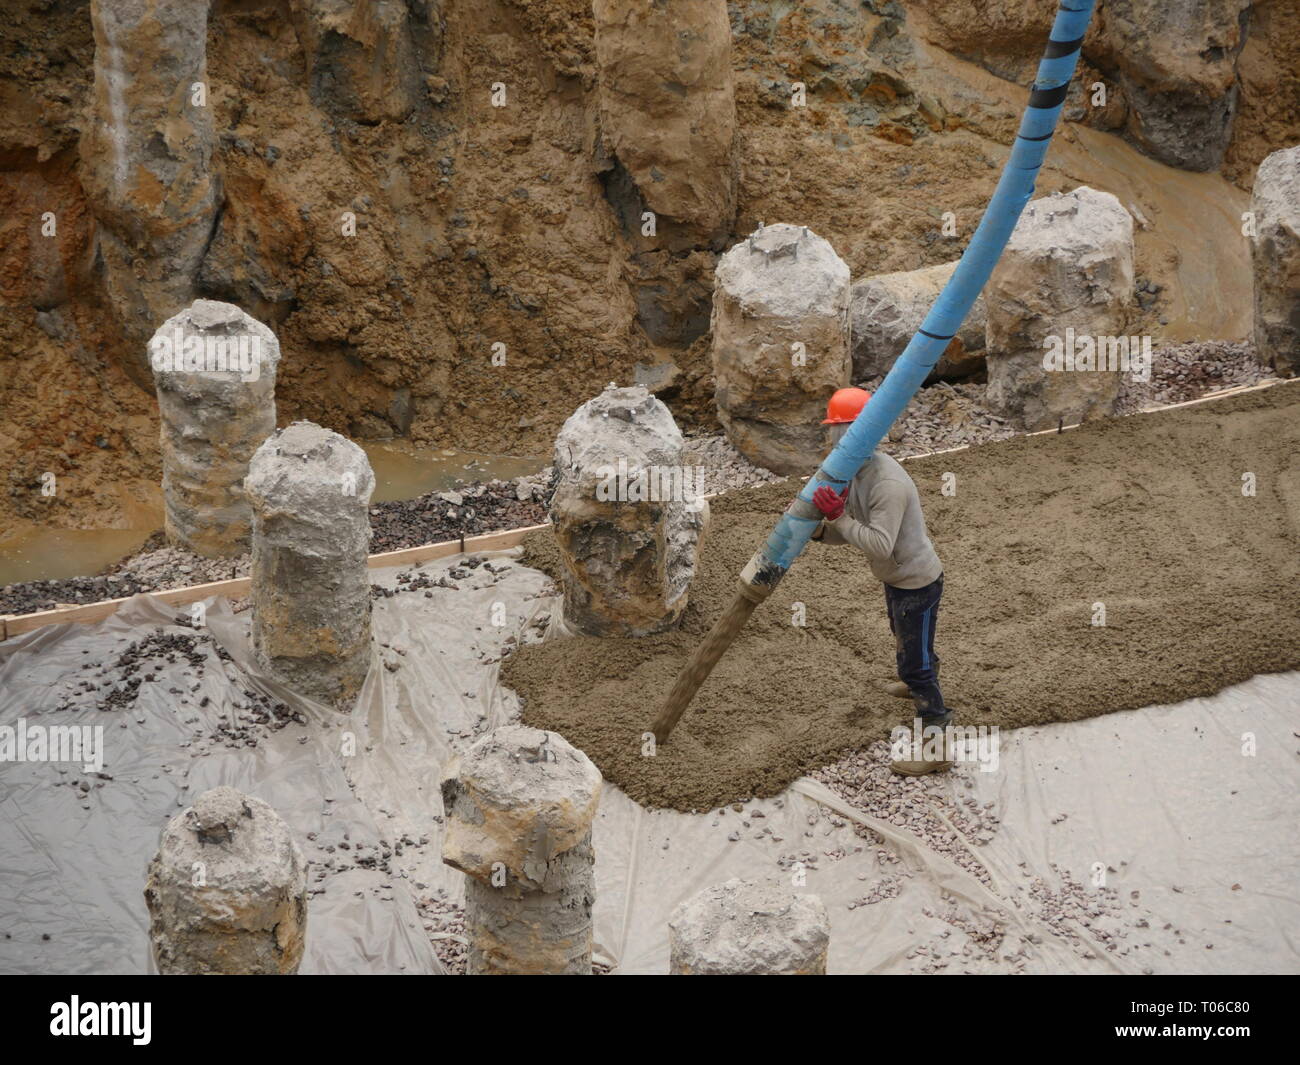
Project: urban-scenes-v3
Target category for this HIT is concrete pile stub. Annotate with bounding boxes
[288,0,424,125]
[850,260,987,382]
[985,187,1136,431]
[245,421,375,710]
[592,0,736,248]
[1250,145,1300,378]
[84,0,220,349]
[150,299,280,558]
[712,223,851,475]
[668,877,830,975]
[550,384,708,637]
[1087,0,1249,172]
[144,786,308,975]
[441,725,603,975]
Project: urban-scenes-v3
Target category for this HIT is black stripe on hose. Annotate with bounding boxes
[1028,83,1070,109]
[1044,35,1084,58]
[1018,131,1055,142]
[919,328,954,341]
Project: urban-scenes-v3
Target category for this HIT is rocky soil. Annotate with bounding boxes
[2,1,1295,533]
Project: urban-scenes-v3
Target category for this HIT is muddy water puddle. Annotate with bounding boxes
[0,446,543,586]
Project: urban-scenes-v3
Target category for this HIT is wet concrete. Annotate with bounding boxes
[509,383,1300,811]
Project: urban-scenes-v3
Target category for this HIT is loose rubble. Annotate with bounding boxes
[872,338,1278,459]
[812,740,1171,973]
[813,740,1001,887]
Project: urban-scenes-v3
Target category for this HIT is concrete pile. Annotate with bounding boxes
[144,786,308,975]
[985,188,1135,431]
[288,0,425,125]
[668,878,830,975]
[245,421,375,709]
[911,0,1249,172]
[83,0,220,349]
[1088,0,1250,171]
[592,0,736,249]
[441,725,602,975]
[150,300,280,558]
[850,260,987,382]
[712,223,851,474]
[1250,145,1299,378]
[550,385,708,637]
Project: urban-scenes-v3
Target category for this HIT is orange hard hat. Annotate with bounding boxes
[821,387,872,424]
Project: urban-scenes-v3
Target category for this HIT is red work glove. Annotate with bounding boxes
[812,484,849,521]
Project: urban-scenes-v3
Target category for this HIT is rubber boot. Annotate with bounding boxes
[890,713,955,777]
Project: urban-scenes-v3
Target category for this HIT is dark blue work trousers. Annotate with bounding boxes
[884,573,947,720]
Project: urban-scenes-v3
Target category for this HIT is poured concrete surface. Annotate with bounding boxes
[509,383,1300,811]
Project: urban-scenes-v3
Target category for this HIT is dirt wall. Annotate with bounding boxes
[1,1,1296,531]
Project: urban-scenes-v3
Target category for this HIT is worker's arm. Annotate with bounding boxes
[826,479,907,564]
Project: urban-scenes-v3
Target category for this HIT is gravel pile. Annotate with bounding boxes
[367,478,548,554]
[681,431,785,494]
[417,893,468,975]
[874,338,1277,459]
[118,542,250,587]
[878,379,1020,459]
[1114,338,1274,413]
[0,572,159,619]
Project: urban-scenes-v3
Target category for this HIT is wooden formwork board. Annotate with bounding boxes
[0,523,549,641]
[2,377,1292,642]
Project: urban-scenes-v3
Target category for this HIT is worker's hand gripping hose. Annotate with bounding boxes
[651,0,1098,744]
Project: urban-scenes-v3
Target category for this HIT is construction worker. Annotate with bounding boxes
[810,387,952,775]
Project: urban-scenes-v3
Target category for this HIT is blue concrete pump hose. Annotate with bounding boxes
[652,0,1097,743]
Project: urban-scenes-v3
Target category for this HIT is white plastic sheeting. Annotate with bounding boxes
[0,552,552,975]
[1,550,1296,974]
[595,671,1300,974]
